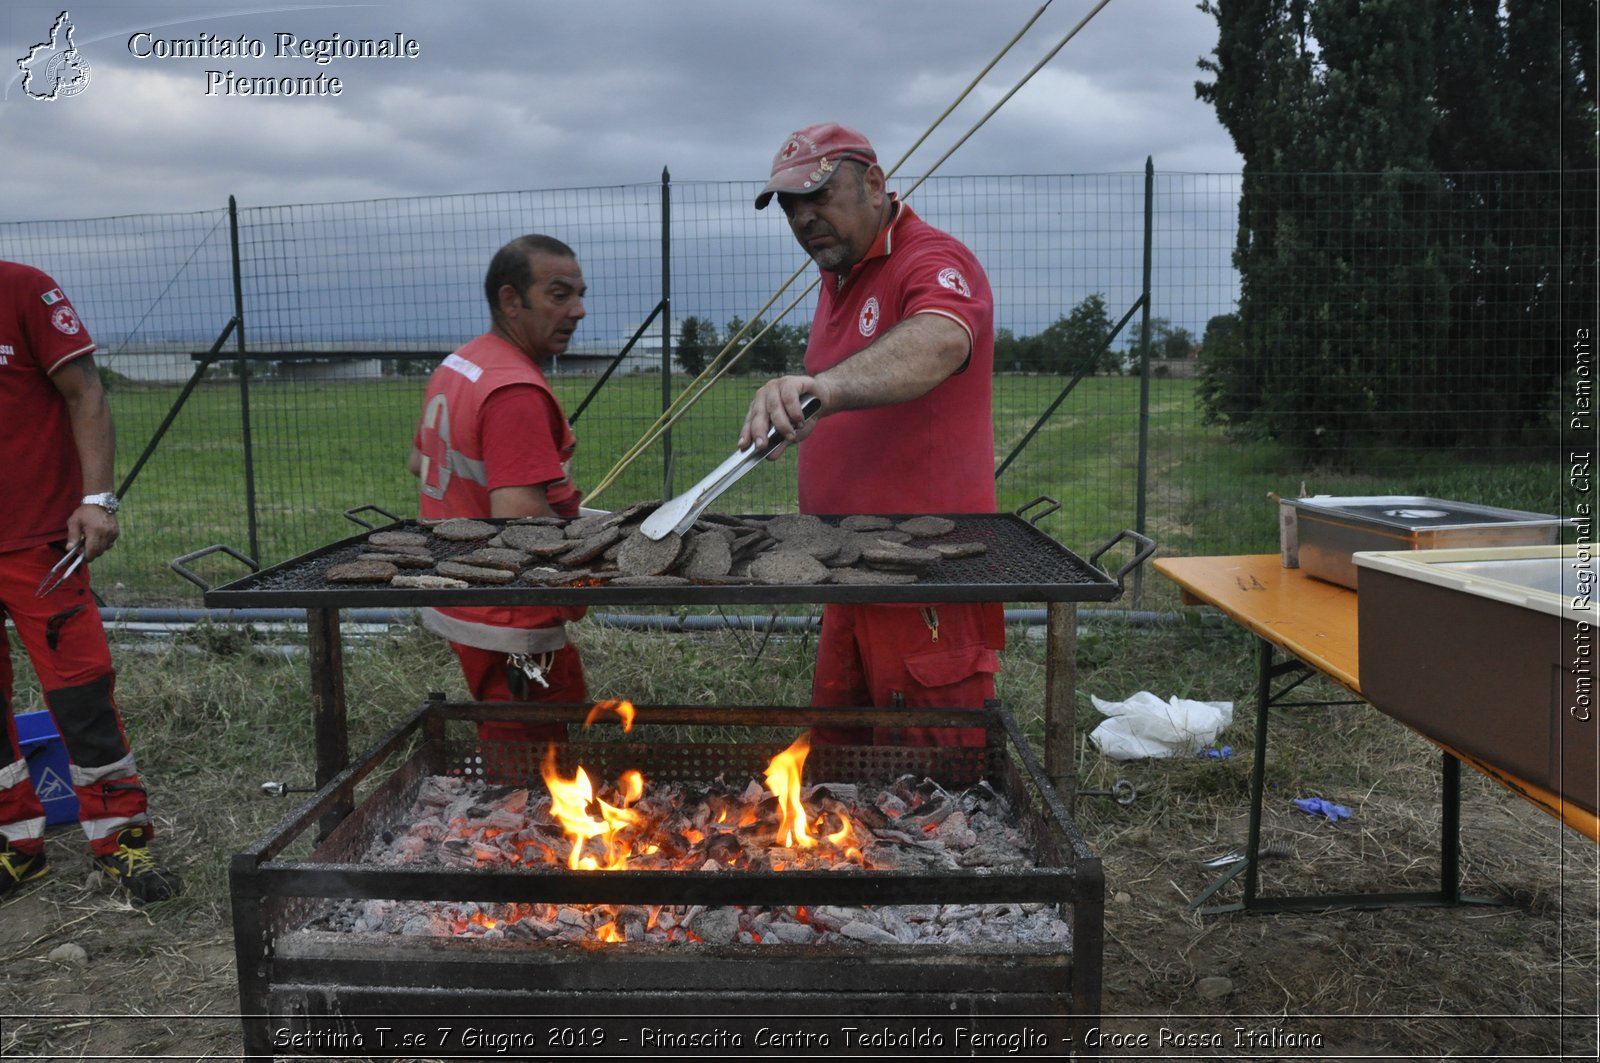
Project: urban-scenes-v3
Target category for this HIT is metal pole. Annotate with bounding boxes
[660,166,674,501]
[1134,158,1154,605]
[1044,601,1078,810]
[229,196,260,563]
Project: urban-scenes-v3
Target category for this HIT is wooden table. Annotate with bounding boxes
[1154,554,1597,914]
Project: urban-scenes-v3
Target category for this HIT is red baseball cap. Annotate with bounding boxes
[754,122,878,209]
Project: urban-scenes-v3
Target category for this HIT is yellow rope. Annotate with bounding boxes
[587,0,1116,504]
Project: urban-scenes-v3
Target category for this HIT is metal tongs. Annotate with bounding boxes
[35,542,86,597]
[640,394,821,541]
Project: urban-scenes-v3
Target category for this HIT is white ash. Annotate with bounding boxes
[310,772,1073,950]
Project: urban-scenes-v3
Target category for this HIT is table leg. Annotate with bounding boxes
[1242,635,1273,907]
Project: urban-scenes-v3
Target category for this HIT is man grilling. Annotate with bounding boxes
[739,123,1004,747]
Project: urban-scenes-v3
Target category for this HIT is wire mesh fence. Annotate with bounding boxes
[2,167,1588,607]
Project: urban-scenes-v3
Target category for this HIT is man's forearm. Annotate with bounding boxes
[817,312,971,411]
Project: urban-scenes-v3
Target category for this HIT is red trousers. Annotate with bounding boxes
[810,602,1004,747]
[1,543,149,857]
[450,639,587,745]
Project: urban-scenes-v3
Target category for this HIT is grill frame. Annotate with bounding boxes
[232,699,1104,1059]
[193,513,1142,609]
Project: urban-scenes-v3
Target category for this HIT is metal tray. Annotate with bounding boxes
[179,506,1155,609]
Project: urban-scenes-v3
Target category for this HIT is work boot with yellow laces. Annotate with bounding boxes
[94,826,182,905]
[0,841,49,898]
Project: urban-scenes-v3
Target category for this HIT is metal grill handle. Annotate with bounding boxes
[343,504,403,530]
[170,544,258,592]
[1088,529,1157,592]
[1016,496,1061,526]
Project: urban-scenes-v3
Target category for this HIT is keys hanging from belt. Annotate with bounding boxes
[508,651,553,690]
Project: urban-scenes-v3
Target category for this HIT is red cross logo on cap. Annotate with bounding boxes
[780,139,800,160]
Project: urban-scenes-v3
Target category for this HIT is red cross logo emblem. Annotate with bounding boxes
[858,297,880,337]
[780,139,800,160]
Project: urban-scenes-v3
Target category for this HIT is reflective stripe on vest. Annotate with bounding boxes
[417,392,489,502]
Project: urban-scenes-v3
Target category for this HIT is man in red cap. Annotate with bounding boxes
[740,123,1003,747]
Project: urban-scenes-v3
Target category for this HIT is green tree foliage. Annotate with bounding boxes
[675,315,718,376]
[725,316,808,376]
[1195,0,1596,458]
[997,295,1120,374]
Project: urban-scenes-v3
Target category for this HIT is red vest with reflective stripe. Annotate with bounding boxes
[415,332,579,632]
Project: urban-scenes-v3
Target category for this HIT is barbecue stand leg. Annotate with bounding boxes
[1043,601,1078,812]
[306,607,351,838]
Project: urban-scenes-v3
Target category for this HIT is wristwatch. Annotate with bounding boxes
[82,492,120,514]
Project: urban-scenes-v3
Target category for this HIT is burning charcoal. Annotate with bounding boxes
[760,920,818,945]
[704,832,744,867]
[400,915,434,936]
[810,782,858,805]
[893,904,941,924]
[876,908,921,944]
[556,906,589,928]
[932,809,978,850]
[616,906,650,943]
[687,907,740,945]
[438,840,478,868]
[874,791,910,819]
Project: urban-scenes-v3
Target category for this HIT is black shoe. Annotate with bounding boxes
[0,841,49,897]
[94,826,183,905]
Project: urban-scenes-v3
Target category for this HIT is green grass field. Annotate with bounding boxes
[95,371,1565,604]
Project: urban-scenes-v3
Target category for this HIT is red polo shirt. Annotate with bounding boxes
[0,261,97,552]
[798,200,996,516]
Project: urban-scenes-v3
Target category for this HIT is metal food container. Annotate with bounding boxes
[1355,545,1597,812]
[1286,495,1570,589]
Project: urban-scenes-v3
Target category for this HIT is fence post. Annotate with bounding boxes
[660,166,674,502]
[1133,159,1154,605]
[229,196,261,563]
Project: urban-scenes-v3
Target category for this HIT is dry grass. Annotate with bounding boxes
[1,615,1596,1061]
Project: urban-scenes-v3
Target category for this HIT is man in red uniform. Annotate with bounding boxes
[0,260,182,903]
[409,235,589,744]
[740,123,1004,747]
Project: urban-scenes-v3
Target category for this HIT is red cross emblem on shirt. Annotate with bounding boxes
[858,297,880,337]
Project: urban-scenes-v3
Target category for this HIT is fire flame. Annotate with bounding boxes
[583,699,636,731]
[764,733,815,849]
[539,745,642,870]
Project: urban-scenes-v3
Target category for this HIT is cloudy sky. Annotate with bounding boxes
[1,0,1241,222]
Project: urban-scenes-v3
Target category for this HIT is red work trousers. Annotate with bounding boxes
[450,639,587,745]
[0,543,150,858]
[810,602,1005,748]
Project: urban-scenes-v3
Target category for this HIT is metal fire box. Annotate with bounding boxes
[230,699,1103,1060]
[1288,495,1570,590]
[1356,544,1597,813]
